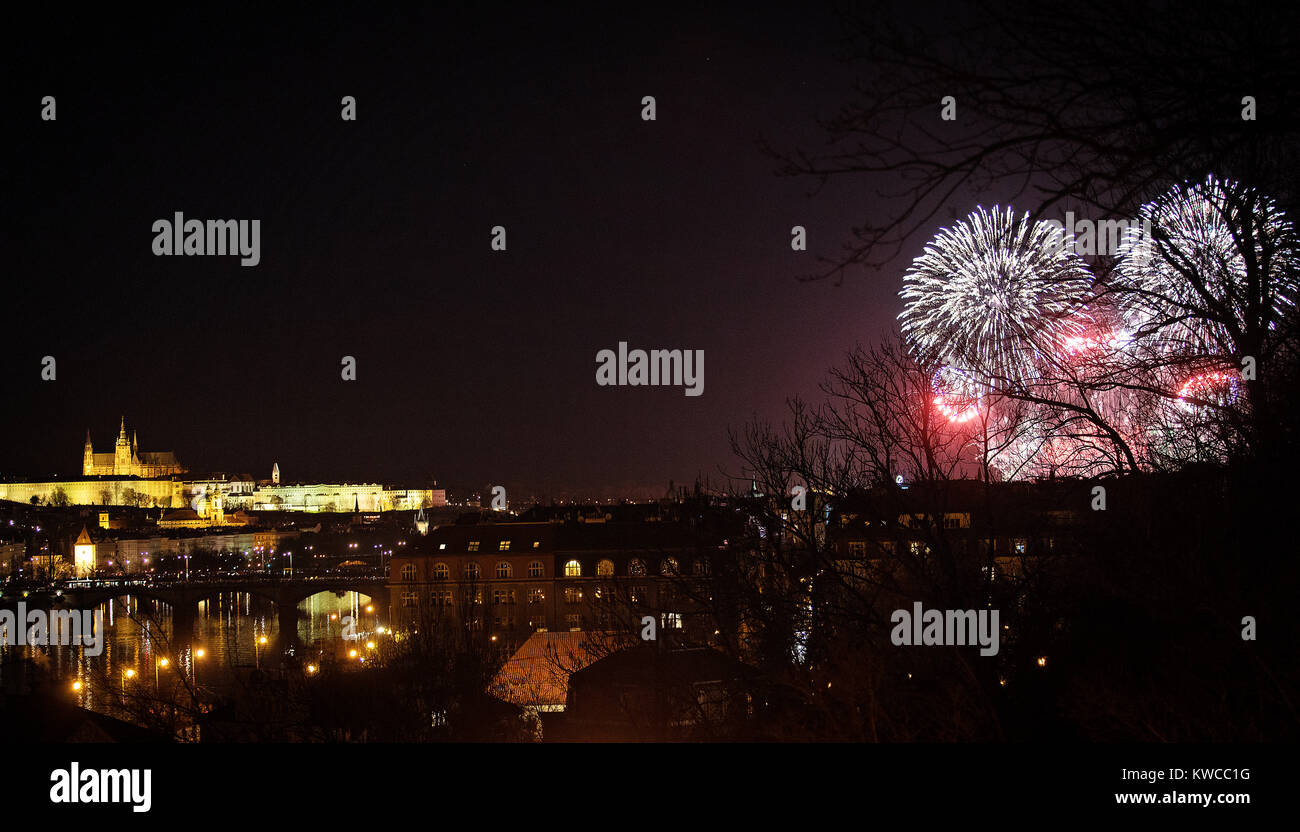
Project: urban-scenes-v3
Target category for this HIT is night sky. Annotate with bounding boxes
[6,5,926,499]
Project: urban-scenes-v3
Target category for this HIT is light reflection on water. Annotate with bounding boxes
[2,590,379,725]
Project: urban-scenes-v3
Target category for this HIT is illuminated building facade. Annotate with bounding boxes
[83,418,185,477]
[388,520,718,643]
[0,427,442,514]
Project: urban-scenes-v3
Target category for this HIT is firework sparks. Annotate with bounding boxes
[1113,175,1300,356]
[900,205,1096,387]
[931,365,984,423]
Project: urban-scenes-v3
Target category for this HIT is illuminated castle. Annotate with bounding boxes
[83,418,185,478]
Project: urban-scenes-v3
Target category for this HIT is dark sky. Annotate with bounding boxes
[4,5,907,500]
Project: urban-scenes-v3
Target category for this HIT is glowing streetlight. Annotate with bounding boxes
[71,680,82,692]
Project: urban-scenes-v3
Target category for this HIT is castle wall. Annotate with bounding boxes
[0,479,185,508]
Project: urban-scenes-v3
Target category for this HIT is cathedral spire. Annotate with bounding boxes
[118,416,127,443]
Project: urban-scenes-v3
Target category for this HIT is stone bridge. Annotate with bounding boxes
[11,576,390,652]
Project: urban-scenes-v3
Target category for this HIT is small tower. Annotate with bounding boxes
[83,430,95,476]
[73,526,96,577]
[415,506,429,536]
[272,462,280,485]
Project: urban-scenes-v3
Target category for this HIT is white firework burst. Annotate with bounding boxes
[1113,174,1300,357]
[900,205,1097,387]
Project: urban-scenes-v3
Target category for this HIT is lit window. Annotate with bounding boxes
[532,541,540,549]
[432,589,453,606]
[564,586,582,604]
[432,562,449,579]
[528,560,544,578]
[498,540,511,551]
[660,557,678,576]
[694,557,711,576]
[662,612,683,629]
[528,588,545,605]
[439,543,446,550]
[493,589,515,606]
[464,562,480,580]
[401,591,418,608]
[628,558,646,577]
[496,561,512,578]
[467,541,480,552]
[596,559,615,577]
[564,559,581,577]
[400,564,417,581]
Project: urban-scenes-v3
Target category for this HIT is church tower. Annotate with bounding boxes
[210,489,225,526]
[83,431,94,476]
[272,462,280,484]
[114,417,132,474]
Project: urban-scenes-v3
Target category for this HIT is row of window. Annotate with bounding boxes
[449,540,542,553]
[400,557,710,582]
[843,538,1030,557]
[400,584,659,607]
[396,596,684,636]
